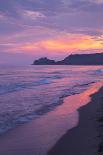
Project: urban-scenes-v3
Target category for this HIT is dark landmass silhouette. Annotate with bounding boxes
[33,57,55,65]
[32,53,103,65]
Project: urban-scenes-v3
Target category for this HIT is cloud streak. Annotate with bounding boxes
[0,0,103,64]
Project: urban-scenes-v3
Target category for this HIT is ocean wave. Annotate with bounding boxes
[0,76,63,95]
[0,81,96,135]
[0,65,103,135]
[0,81,46,95]
[87,68,103,76]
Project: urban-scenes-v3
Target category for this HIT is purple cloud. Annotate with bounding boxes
[0,0,103,64]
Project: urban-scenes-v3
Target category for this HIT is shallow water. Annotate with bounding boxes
[0,81,102,155]
[0,65,103,134]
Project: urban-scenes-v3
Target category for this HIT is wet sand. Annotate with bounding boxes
[0,82,102,155]
[48,84,103,155]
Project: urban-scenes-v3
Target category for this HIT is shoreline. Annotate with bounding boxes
[0,82,102,155]
[48,84,103,155]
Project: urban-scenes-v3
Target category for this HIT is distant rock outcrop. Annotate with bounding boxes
[32,53,103,65]
[33,57,56,65]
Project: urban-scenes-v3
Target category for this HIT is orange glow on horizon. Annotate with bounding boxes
[41,36,103,52]
[6,34,103,54]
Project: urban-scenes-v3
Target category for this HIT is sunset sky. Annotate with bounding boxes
[0,0,103,65]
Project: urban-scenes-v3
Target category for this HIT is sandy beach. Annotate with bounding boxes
[48,84,103,155]
[0,82,102,155]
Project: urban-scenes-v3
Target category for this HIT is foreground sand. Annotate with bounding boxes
[48,85,103,155]
[0,83,102,155]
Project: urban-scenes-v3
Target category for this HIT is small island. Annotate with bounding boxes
[33,57,56,65]
[32,53,103,65]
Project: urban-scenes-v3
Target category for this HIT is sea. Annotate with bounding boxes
[0,65,103,135]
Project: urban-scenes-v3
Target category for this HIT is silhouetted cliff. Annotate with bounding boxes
[33,53,103,65]
[33,57,56,65]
